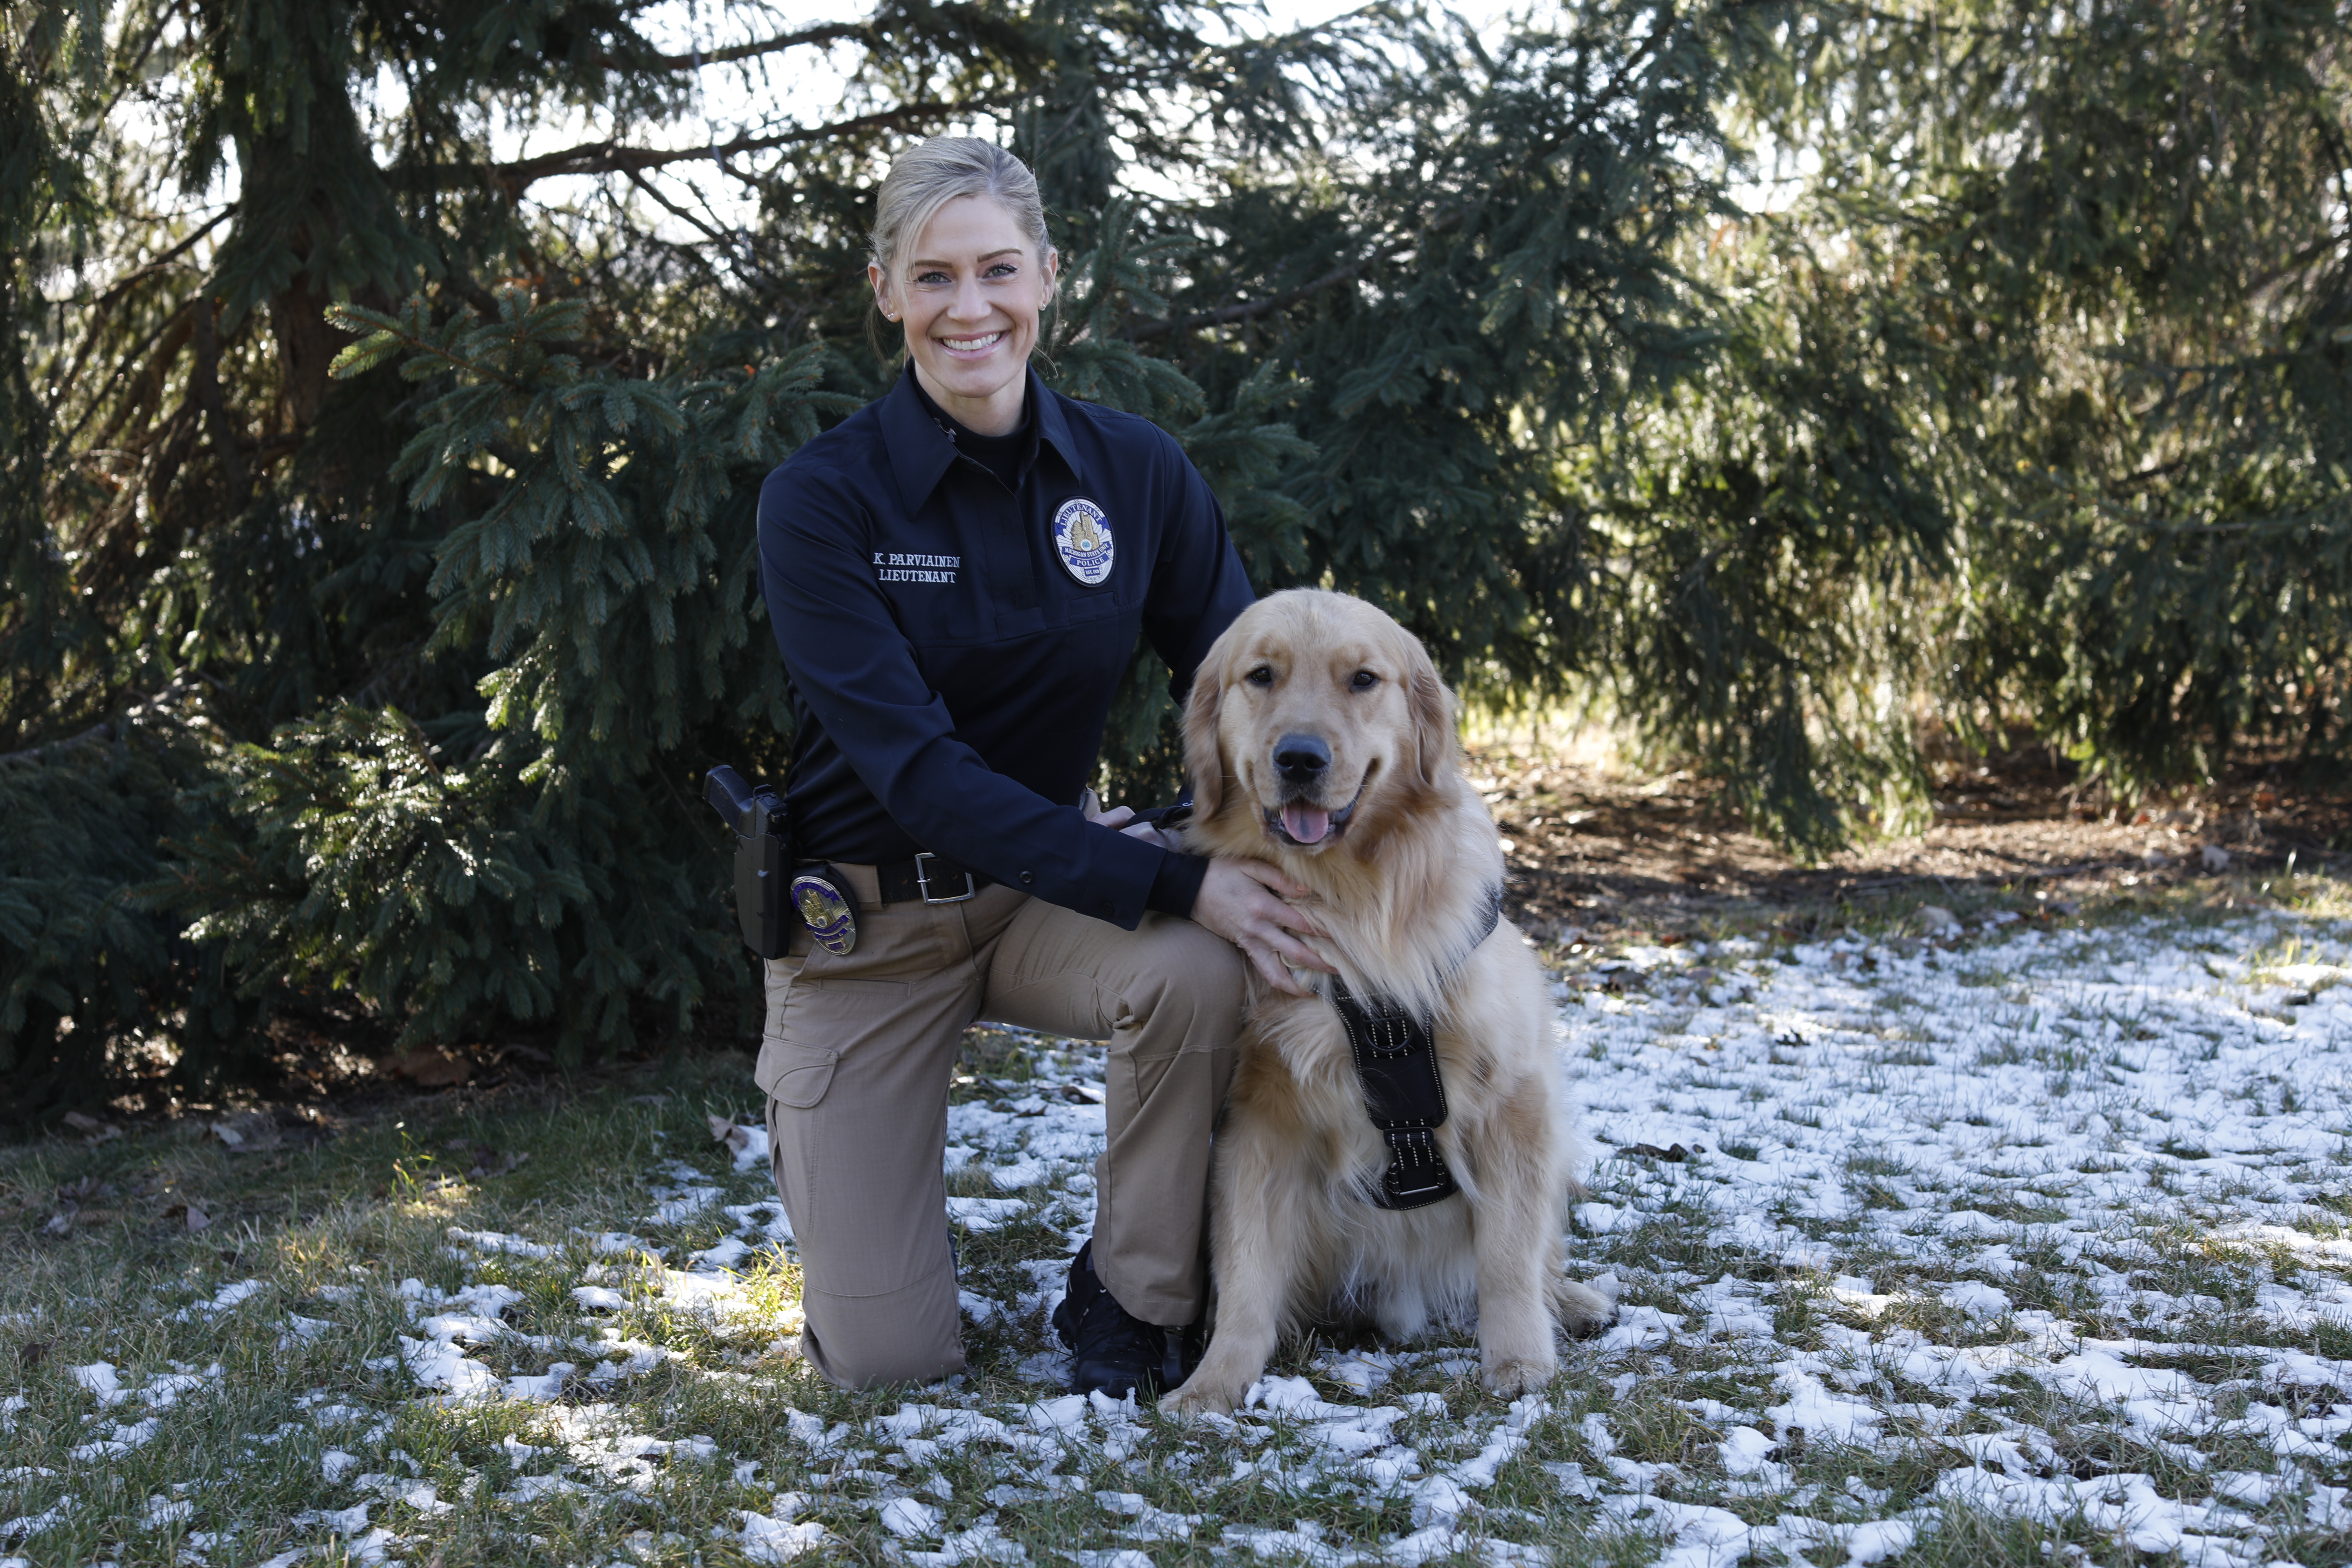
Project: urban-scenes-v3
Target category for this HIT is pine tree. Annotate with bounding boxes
[1722,0,2352,797]
[4,0,1537,1103]
[20,0,2333,1111]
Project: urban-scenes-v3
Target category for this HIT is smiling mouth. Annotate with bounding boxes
[1264,780,1368,848]
[938,331,1007,354]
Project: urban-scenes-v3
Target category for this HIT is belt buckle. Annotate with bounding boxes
[913,851,976,904]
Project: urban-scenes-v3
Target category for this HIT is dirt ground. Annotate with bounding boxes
[1469,740,2349,943]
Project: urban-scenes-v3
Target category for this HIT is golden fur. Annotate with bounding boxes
[1163,589,1614,1414]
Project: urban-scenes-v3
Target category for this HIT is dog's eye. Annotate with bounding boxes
[1246,665,1274,687]
[1350,670,1379,691]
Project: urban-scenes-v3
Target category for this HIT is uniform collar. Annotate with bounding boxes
[880,363,1084,509]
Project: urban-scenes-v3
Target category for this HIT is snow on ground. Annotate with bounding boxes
[5,911,2349,1567]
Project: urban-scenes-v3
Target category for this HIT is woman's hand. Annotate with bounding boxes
[1189,859,1335,997]
[1086,800,1172,850]
[1087,798,1330,994]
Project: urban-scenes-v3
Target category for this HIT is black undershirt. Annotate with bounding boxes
[910,373,1032,490]
[901,371,1208,920]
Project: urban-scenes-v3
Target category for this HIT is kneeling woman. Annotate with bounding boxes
[755,137,1328,1395]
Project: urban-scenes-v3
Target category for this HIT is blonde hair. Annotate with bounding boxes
[870,137,1052,279]
[868,138,1055,358]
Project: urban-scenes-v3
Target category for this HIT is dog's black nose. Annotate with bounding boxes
[1273,733,1330,785]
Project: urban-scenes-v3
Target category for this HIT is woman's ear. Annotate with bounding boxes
[867,260,897,321]
[1183,640,1228,822]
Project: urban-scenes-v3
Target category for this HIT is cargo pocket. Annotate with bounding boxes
[755,975,908,1105]
[762,1038,840,1108]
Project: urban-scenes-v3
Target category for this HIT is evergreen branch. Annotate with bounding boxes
[1128,5,1684,342]
[41,206,236,415]
[1122,250,1404,341]
[475,103,989,193]
[621,168,738,251]
[50,207,236,314]
[0,723,112,768]
[48,297,195,462]
[596,22,870,70]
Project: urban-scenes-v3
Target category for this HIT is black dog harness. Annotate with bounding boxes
[1332,885,1504,1210]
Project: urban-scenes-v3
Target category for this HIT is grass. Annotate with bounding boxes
[5,901,2352,1568]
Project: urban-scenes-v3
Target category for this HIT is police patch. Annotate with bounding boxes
[1052,498,1115,587]
[789,872,858,957]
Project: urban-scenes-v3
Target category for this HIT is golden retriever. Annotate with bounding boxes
[1162,589,1614,1414]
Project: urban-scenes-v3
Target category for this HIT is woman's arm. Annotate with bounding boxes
[1089,802,1331,995]
[759,461,1172,927]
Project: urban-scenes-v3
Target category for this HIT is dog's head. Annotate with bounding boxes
[1183,589,1458,858]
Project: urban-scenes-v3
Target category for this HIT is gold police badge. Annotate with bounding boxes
[1052,498,1114,586]
[789,870,858,956]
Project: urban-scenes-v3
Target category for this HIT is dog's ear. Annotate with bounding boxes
[1183,639,1228,821]
[1408,647,1458,790]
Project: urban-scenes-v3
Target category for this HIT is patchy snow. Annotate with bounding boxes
[170,1279,267,1321]
[12,911,2348,1565]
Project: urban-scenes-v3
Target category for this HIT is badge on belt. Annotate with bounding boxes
[790,869,858,956]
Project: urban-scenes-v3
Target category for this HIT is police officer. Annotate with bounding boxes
[755,138,1330,1395]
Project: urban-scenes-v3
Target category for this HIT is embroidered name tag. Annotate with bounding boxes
[874,552,960,584]
[1052,499,1114,586]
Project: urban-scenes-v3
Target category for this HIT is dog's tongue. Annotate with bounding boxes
[1281,803,1331,845]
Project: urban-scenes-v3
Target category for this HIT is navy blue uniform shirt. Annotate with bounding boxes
[756,365,1254,929]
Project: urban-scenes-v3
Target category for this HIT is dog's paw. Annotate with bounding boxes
[1160,1377,1245,1418]
[1555,1281,1618,1339]
[1478,1352,1556,1400]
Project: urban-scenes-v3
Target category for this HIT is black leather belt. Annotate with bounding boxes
[874,852,989,905]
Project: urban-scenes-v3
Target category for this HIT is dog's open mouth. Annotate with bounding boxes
[1265,780,1368,848]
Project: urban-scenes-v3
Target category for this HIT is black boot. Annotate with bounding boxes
[1051,1239,1193,1399]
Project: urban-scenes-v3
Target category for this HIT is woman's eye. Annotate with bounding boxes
[1350,670,1379,691]
[912,269,949,286]
[986,262,1018,278]
[1246,665,1274,687]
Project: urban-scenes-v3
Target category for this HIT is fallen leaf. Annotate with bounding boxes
[706,1113,754,1156]
[209,1120,246,1147]
[184,1203,211,1232]
[61,1110,120,1143]
[388,1048,475,1088]
[18,1339,48,1368]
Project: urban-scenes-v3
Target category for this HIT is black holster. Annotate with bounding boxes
[705,765,792,959]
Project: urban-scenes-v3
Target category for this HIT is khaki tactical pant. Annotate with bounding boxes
[756,861,1245,1390]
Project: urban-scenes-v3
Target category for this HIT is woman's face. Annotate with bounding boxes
[870,194,1057,438]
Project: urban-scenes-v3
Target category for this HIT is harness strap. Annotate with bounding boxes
[1334,885,1505,1211]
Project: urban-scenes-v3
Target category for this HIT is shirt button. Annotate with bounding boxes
[1019,870,1035,885]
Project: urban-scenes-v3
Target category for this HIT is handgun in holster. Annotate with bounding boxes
[704,765,791,959]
